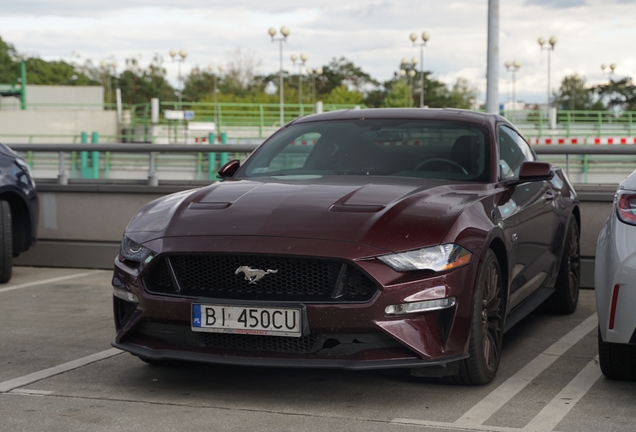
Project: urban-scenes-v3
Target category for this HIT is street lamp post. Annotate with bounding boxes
[268,26,290,126]
[306,67,323,105]
[538,36,557,107]
[208,64,224,125]
[601,63,617,83]
[408,69,416,107]
[291,53,308,110]
[170,49,188,109]
[504,60,521,109]
[400,58,417,107]
[409,31,430,108]
[101,61,117,107]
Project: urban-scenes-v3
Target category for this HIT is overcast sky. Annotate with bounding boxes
[1,0,635,104]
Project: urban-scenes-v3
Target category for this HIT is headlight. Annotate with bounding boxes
[378,244,471,272]
[15,158,36,188]
[120,236,155,268]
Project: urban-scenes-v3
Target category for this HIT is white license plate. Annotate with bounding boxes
[191,304,302,337]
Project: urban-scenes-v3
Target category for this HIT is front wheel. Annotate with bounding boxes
[450,249,504,385]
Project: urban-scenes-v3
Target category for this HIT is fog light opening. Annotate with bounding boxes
[385,297,456,316]
[113,287,139,304]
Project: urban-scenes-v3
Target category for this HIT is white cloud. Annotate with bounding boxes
[0,0,634,104]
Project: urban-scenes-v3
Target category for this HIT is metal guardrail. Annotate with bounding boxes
[8,143,636,187]
[9,143,259,186]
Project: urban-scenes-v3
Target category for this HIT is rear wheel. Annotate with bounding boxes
[450,249,504,385]
[0,200,13,284]
[548,218,580,314]
[598,329,636,381]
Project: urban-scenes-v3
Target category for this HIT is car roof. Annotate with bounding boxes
[289,108,504,127]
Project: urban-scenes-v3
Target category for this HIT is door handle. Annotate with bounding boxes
[543,190,555,202]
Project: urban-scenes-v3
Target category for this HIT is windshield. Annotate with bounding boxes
[238,119,491,182]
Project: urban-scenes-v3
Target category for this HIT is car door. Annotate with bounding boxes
[495,125,560,309]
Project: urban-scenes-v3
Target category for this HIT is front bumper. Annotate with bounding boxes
[112,235,480,368]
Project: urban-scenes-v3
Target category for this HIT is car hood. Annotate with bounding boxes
[126,177,491,253]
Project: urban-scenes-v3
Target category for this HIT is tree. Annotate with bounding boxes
[323,85,364,105]
[319,57,378,96]
[553,74,599,110]
[382,80,410,107]
[0,36,19,83]
[24,58,96,86]
[117,56,175,106]
[595,78,636,111]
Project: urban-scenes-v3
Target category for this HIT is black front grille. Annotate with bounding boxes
[199,332,319,353]
[143,254,378,302]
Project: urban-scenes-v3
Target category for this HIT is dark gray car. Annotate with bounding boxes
[0,143,39,283]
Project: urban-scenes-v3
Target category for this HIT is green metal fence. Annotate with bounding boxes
[506,110,635,137]
[129,102,367,138]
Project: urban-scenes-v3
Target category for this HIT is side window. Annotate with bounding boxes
[498,125,535,179]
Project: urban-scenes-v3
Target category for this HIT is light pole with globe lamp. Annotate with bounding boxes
[409,31,429,107]
[306,67,323,105]
[401,58,417,107]
[504,61,521,109]
[170,49,188,109]
[291,53,308,113]
[408,69,416,107]
[538,36,557,107]
[268,26,290,126]
[601,63,617,83]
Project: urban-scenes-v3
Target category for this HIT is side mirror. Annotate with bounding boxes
[518,161,553,181]
[217,160,240,179]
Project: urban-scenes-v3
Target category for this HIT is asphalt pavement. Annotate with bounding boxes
[1,266,634,432]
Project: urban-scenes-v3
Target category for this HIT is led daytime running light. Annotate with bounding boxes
[385,297,456,316]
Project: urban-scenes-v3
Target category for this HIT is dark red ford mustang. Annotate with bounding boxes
[112,108,580,385]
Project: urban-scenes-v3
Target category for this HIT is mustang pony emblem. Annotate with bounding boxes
[235,266,278,284]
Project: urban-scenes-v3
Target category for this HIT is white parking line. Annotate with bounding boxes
[392,418,521,431]
[0,271,105,294]
[453,313,598,427]
[9,389,54,396]
[0,348,122,393]
[521,356,602,432]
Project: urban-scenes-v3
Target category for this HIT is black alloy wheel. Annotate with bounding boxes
[450,249,504,385]
[549,218,580,314]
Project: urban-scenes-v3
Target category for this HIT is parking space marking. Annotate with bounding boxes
[454,313,598,427]
[9,389,54,396]
[0,348,122,393]
[453,313,597,427]
[0,270,105,294]
[392,418,521,431]
[521,356,602,432]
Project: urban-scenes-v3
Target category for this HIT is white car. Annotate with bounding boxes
[595,174,636,380]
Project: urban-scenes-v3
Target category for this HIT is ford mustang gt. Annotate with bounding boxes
[112,108,580,385]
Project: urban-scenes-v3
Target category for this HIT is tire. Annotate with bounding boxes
[548,217,580,314]
[0,200,13,284]
[449,249,504,385]
[598,329,636,381]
